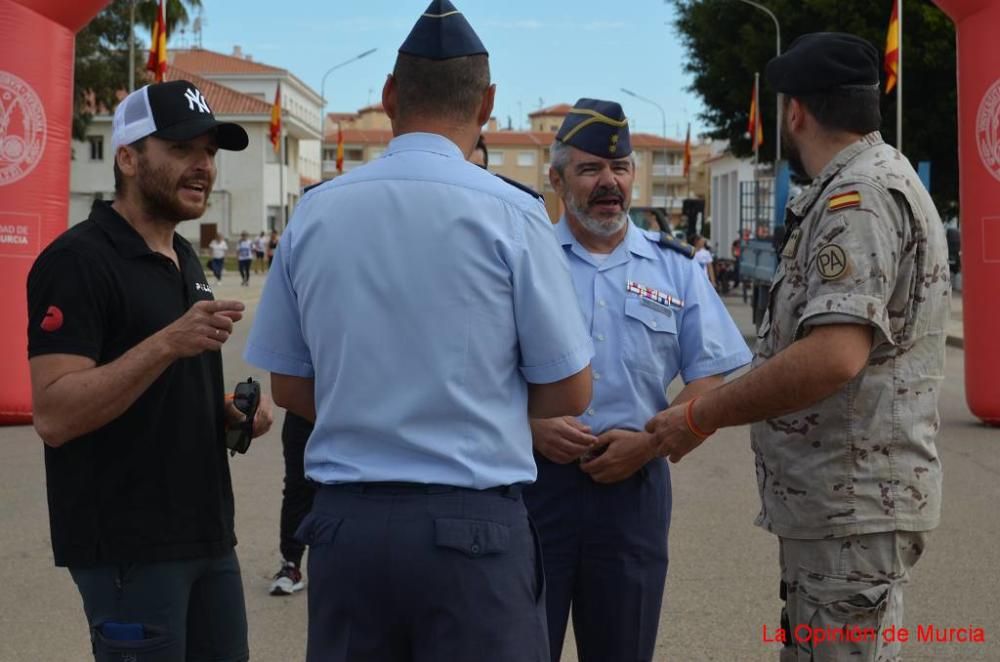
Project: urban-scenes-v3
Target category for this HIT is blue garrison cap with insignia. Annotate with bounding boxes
[555,98,632,159]
[398,0,488,61]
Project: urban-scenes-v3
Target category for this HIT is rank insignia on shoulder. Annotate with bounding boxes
[658,232,696,259]
[828,191,862,212]
[495,174,543,202]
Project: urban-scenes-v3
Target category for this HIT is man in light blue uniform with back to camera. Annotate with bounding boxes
[523,98,752,662]
[244,2,593,661]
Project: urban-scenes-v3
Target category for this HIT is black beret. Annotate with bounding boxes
[765,32,879,95]
[398,0,488,61]
[555,98,632,159]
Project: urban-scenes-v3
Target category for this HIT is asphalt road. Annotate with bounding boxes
[0,273,996,661]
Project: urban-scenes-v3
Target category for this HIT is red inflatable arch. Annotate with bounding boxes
[934,0,1000,423]
[0,0,109,423]
[0,1,996,423]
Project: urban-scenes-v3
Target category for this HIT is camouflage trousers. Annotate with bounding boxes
[777,531,928,662]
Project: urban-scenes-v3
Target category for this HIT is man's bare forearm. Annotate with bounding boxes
[33,335,176,446]
[694,325,872,432]
[672,375,724,407]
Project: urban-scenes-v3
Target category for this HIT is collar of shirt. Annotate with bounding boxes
[90,200,190,260]
[384,132,465,160]
[554,216,655,270]
[789,131,884,217]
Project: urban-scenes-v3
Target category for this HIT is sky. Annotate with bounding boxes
[155,0,709,139]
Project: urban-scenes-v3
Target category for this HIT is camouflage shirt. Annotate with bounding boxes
[751,132,948,539]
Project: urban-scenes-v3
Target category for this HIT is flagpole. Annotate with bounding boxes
[753,72,761,168]
[896,0,903,152]
[128,0,135,91]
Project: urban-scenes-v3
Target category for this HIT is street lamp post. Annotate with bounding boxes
[735,0,781,163]
[319,48,378,166]
[621,88,668,213]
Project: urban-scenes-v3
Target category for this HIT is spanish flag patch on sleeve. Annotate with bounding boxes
[828,191,862,211]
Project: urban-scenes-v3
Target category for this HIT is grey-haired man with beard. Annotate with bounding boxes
[523,98,751,662]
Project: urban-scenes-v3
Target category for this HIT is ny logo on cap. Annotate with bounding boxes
[184,88,212,114]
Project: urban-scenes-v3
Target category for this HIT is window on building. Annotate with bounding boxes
[345,148,363,162]
[323,148,337,161]
[88,136,104,161]
[492,150,505,166]
[517,151,536,167]
[633,184,641,200]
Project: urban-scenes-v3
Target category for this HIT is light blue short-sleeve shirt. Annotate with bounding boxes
[553,219,751,434]
[245,133,593,488]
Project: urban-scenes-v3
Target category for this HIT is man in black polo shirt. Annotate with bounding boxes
[26,80,273,662]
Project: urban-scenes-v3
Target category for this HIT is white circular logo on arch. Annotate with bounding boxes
[977,78,1000,184]
[0,70,47,187]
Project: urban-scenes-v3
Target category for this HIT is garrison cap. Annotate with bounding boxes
[398,0,488,60]
[765,32,879,96]
[555,98,632,159]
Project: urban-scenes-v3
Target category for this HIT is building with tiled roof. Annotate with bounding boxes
[171,46,285,75]
[320,104,707,221]
[70,51,323,245]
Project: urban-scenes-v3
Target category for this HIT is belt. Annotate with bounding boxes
[327,481,524,499]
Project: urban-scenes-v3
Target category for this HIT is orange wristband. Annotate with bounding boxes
[684,397,714,439]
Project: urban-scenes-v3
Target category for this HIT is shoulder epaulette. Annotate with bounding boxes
[495,174,544,202]
[302,180,326,195]
[658,232,696,259]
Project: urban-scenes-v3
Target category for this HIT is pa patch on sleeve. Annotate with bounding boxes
[816,243,849,281]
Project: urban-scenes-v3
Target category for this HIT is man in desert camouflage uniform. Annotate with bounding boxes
[645,33,949,661]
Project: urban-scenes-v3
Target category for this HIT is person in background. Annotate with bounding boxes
[689,233,717,287]
[208,232,228,283]
[253,231,267,273]
[268,412,317,596]
[237,231,253,286]
[470,134,488,168]
[266,230,279,270]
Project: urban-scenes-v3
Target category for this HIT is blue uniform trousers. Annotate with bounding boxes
[524,454,671,662]
[296,482,549,662]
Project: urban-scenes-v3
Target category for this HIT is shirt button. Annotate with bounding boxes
[587,408,596,416]
[651,320,658,328]
[593,372,601,380]
[595,334,605,341]
[598,299,607,307]
[470,543,481,555]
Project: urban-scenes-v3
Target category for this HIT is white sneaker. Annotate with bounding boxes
[269,560,305,596]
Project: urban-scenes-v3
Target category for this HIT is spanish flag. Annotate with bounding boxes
[683,124,692,178]
[269,85,281,154]
[336,122,344,174]
[146,0,167,83]
[884,1,900,94]
[748,82,764,149]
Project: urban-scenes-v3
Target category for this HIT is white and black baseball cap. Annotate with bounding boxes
[111,80,249,154]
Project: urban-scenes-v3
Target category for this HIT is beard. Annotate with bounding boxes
[136,153,213,224]
[566,184,629,238]
[781,121,808,180]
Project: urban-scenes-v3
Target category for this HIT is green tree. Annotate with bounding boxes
[134,0,203,37]
[670,0,958,208]
[73,0,138,141]
[73,0,202,142]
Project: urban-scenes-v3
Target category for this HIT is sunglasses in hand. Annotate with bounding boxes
[226,378,261,456]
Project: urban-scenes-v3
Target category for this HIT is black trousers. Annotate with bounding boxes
[297,483,549,662]
[279,412,317,566]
